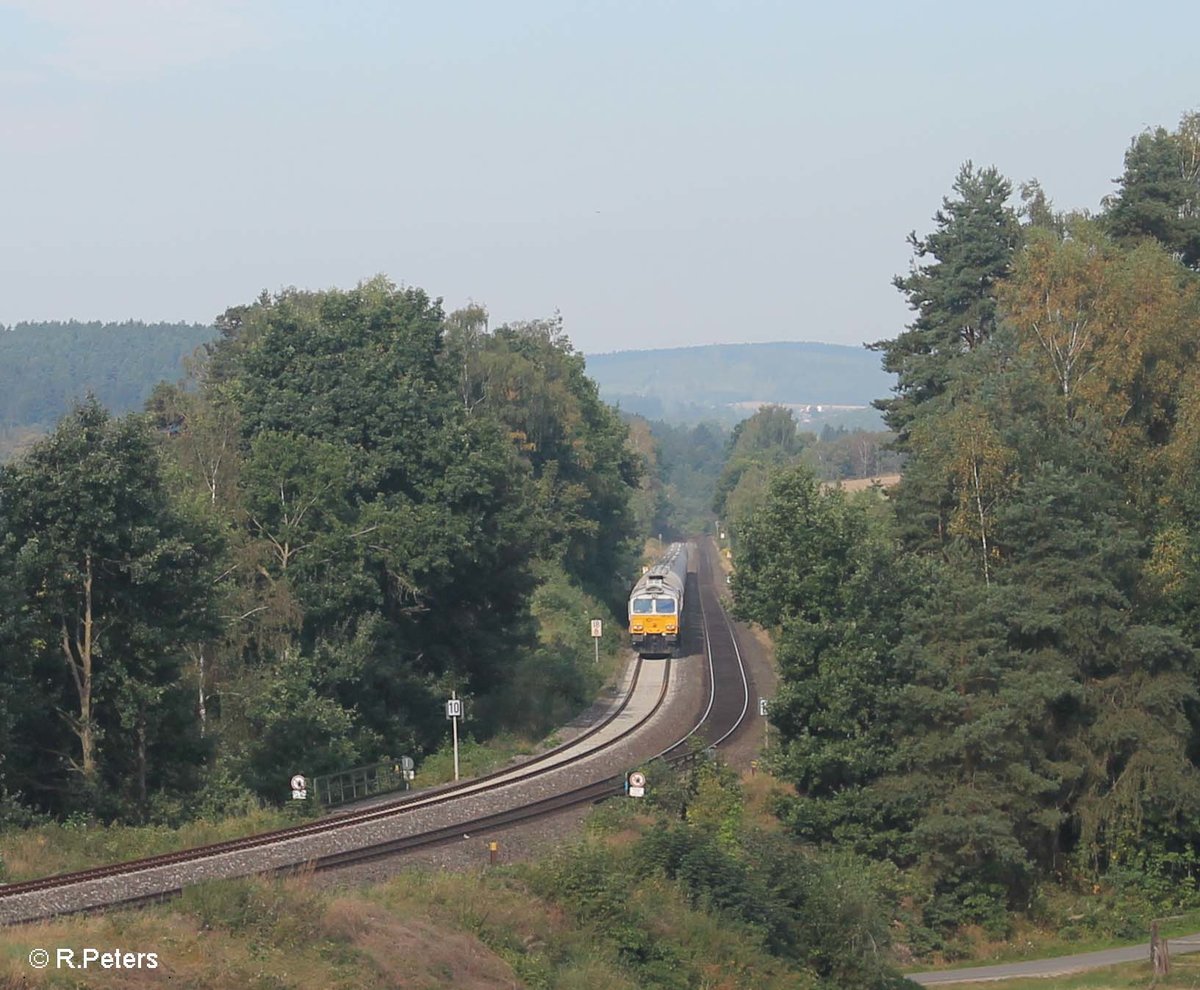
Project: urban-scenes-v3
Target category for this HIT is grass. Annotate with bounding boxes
[0,858,817,989]
[0,564,638,888]
[0,762,831,988]
[415,730,542,787]
[0,723,584,885]
[0,652,637,886]
[0,805,300,884]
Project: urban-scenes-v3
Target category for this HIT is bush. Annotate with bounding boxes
[921,879,1011,940]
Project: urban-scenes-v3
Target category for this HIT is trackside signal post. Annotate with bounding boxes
[591,619,602,663]
[446,692,463,781]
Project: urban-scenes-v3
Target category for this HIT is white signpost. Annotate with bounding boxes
[590,618,602,663]
[290,773,307,800]
[446,692,463,781]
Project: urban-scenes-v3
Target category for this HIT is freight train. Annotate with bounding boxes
[628,542,689,658]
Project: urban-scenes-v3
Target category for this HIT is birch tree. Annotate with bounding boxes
[0,401,217,808]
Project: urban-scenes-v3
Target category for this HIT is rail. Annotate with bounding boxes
[0,541,751,924]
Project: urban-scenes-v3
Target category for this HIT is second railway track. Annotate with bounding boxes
[0,542,750,925]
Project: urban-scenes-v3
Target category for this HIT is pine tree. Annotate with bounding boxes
[1104,112,1200,269]
[872,163,1021,444]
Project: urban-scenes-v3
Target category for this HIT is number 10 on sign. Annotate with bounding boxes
[591,619,602,663]
[446,692,462,781]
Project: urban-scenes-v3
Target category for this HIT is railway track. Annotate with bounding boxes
[661,541,750,758]
[0,542,750,925]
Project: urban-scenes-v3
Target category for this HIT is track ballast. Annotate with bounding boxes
[0,542,750,925]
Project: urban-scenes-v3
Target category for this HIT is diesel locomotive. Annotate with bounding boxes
[628,542,690,658]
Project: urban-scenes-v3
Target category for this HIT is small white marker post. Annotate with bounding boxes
[591,618,602,663]
[446,692,463,781]
[759,698,770,751]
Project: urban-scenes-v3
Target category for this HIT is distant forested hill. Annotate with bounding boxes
[584,341,893,425]
[0,329,892,459]
[0,320,213,432]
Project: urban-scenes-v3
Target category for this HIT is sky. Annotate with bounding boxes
[1,0,1196,353]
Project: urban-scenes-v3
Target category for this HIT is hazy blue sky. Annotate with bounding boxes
[1,0,1196,352]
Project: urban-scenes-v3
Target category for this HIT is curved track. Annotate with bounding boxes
[0,543,750,924]
[661,542,750,758]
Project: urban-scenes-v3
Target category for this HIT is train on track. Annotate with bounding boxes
[628,542,690,658]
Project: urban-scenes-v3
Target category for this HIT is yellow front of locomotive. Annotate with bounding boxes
[629,582,682,657]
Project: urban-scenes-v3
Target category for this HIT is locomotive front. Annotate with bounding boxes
[628,543,689,658]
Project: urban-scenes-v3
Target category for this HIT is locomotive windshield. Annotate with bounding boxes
[654,598,676,614]
[632,598,654,614]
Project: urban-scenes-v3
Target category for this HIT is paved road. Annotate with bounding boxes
[908,933,1200,984]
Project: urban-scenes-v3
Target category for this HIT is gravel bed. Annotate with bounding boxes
[697,540,778,771]
[322,654,711,887]
[322,659,643,818]
[316,803,597,888]
[0,651,706,926]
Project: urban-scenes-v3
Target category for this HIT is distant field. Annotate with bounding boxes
[829,473,901,491]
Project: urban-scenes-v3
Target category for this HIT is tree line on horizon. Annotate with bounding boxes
[730,109,1200,941]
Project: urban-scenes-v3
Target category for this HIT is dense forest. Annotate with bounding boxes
[0,282,641,822]
[622,412,901,541]
[0,321,213,459]
[0,328,891,465]
[728,110,1200,945]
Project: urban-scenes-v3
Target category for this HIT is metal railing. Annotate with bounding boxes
[310,758,412,807]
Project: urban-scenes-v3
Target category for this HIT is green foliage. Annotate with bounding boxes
[804,425,904,481]
[231,649,371,799]
[448,309,642,605]
[1103,111,1200,269]
[487,563,622,735]
[871,162,1021,444]
[529,844,692,988]
[713,406,810,519]
[0,400,220,818]
[0,278,643,821]
[623,415,675,541]
[731,464,867,629]
[0,320,212,437]
[191,282,545,789]
[646,419,727,535]
[744,122,1200,943]
[634,758,916,987]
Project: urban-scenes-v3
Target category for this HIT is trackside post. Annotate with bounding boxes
[446,691,463,781]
